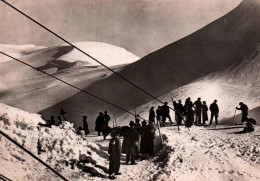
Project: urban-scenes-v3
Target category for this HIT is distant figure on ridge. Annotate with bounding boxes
[209,100,219,125]
[95,112,104,136]
[236,102,249,124]
[149,106,156,124]
[161,102,173,126]
[202,101,208,125]
[108,129,121,179]
[193,98,203,125]
[82,115,89,135]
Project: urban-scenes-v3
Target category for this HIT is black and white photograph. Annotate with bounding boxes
[0,0,260,180]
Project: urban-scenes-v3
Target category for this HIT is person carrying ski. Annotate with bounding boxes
[236,102,249,124]
[209,100,219,125]
[108,129,121,179]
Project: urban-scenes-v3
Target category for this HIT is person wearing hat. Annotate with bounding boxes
[95,112,104,136]
[236,102,249,124]
[108,129,121,179]
[209,100,219,125]
[82,115,89,135]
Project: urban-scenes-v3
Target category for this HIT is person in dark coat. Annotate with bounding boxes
[184,97,193,117]
[134,117,142,134]
[82,115,89,135]
[236,102,249,124]
[125,121,139,164]
[161,102,173,126]
[108,129,121,179]
[49,115,55,127]
[186,108,195,128]
[156,106,162,125]
[103,111,111,127]
[209,100,219,125]
[202,101,208,125]
[95,112,104,136]
[176,100,184,125]
[149,106,156,123]
[193,98,202,125]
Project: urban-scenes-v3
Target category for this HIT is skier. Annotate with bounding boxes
[236,102,249,124]
[209,100,219,125]
[161,102,173,126]
[156,106,162,125]
[149,106,156,123]
[202,101,208,125]
[108,129,121,179]
[82,115,89,135]
[95,112,104,136]
[193,97,202,125]
[126,121,139,165]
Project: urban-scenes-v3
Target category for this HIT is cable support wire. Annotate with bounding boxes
[0,52,147,121]
[0,0,176,113]
[0,130,68,181]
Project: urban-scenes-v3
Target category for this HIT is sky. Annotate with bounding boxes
[0,0,242,57]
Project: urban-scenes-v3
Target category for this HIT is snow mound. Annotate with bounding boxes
[0,103,109,180]
[0,44,46,63]
[58,42,140,66]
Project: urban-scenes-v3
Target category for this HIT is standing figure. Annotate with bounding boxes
[82,115,89,135]
[149,106,156,123]
[161,102,173,126]
[193,98,203,125]
[95,112,104,136]
[209,100,219,125]
[156,106,162,125]
[126,121,139,165]
[201,101,208,125]
[103,111,111,127]
[49,115,55,127]
[57,116,63,126]
[176,100,184,125]
[184,97,193,117]
[108,129,121,179]
[236,102,249,124]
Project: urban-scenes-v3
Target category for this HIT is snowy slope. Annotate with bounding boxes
[58,42,140,66]
[40,0,260,131]
[0,44,46,63]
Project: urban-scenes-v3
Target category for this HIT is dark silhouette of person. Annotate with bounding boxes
[236,102,249,124]
[149,106,156,123]
[82,115,89,135]
[134,118,142,134]
[193,98,203,125]
[95,112,104,136]
[57,116,63,126]
[126,121,139,165]
[176,100,184,125]
[139,120,147,158]
[202,101,208,125]
[184,97,193,116]
[103,111,111,127]
[108,129,121,179]
[186,108,195,128]
[161,102,173,126]
[49,115,55,127]
[156,106,162,125]
[209,100,219,125]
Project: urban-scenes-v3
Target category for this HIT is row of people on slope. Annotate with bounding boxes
[148,98,219,127]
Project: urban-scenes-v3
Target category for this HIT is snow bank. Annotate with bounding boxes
[0,103,109,180]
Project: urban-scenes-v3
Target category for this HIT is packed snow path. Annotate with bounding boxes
[90,126,260,181]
